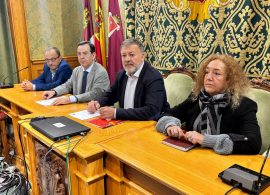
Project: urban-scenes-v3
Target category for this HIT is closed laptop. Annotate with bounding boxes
[30,116,90,141]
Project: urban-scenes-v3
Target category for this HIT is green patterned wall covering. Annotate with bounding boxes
[61,0,84,56]
[125,0,270,79]
[24,0,83,59]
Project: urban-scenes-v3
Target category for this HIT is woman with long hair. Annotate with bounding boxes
[156,54,261,154]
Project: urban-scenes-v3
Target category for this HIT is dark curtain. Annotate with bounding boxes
[0,0,17,84]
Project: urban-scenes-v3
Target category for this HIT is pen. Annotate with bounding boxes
[94,104,99,111]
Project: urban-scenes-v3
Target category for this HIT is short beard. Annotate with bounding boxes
[125,67,138,76]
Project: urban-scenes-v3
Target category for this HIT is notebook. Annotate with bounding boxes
[162,137,196,152]
[30,116,90,141]
[88,118,124,129]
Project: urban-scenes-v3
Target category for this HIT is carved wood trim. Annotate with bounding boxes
[162,67,196,80]
[31,56,79,80]
[250,78,270,92]
[74,171,106,184]
[6,0,31,82]
[105,170,124,183]
[35,141,68,195]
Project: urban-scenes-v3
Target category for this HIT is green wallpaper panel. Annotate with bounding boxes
[24,0,83,59]
[61,0,84,56]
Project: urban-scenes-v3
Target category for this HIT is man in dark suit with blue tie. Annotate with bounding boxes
[20,47,72,91]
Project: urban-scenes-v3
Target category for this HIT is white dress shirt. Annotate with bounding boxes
[69,64,94,103]
[33,70,56,91]
[123,63,144,109]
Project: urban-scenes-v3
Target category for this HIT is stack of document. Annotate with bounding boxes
[69,110,100,120]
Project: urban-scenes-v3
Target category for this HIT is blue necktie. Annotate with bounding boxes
[81,71,88,93]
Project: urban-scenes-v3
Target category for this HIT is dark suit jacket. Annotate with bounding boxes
[32,60,72,91]
[98,61,170,120]
[165,97,262,154]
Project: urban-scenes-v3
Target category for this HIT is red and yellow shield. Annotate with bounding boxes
[167,0,230,23]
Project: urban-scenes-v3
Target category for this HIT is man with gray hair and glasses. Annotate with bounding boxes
[20,47,72,91]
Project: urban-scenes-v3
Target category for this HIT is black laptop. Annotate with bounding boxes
[30,116,90,141]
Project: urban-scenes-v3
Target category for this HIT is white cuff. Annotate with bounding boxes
[69,95,77,103]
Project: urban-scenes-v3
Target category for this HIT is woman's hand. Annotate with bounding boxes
[184,131,204,145]
[166,125,185,139]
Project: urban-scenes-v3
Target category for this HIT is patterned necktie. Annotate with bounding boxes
[81,71,88,93]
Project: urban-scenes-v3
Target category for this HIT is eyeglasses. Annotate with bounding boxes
[45,56,60,63]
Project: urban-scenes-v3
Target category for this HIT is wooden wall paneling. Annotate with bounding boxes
[64,56,79,69]
[6,0,31,82]
[31,56,79,80]
[30,60,44,81]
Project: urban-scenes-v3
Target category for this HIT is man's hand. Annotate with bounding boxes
[166,125,185,139]
[87,101,100,113]
[184,131,204,145]
[99,107,115,120]
[42,91,55,99]
[51,96,71,105]
[20,80,33,91]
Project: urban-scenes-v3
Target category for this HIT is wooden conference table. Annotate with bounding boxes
[98,126,270,195]
[20,115,154,195]
[21,116,270,195]
[0,85,86,170]
[2,86,270,194]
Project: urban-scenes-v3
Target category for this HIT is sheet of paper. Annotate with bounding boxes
[35,98,57,106]
[69,110,100,120]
